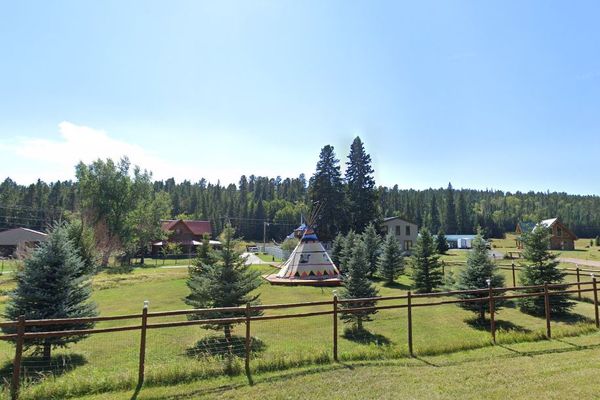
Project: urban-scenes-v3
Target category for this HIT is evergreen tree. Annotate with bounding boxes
[456,191,470,233]
[444,183,458,234]
[455,233,505,321]
[194,233,216,268]
[345,137,378,233]
[427,194,441,233]
[362,223,382,277]
[339,230,358,273]
[2,223,97,359]
[331,233,345,269]
[339,240,379,332]
[435,229,450,254]
[308,145,347,242]
[185,225,262,342]
[378,233,404,284]
[518,226,574,316]
[64,217,99,275]
[596,236,600,247]
[410,228,443,293]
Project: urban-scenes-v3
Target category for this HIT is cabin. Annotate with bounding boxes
[0,227,47,257]
[515,218,576,250]
[151,219,216,256]
[382,217,418,252]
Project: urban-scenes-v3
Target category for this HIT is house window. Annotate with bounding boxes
[404,240,413,250]
[395,226,401,236]
[557,228,562,237]
[383,226,389,234]
[405,225,411,236]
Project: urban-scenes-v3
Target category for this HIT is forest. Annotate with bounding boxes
[1,137,599,241]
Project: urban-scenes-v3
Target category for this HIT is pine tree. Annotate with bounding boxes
[339,230,358,273]
[331,233,345,270]
[410,228,443,293]
[456,191,470,233]
[345,137,378,233]
[455,233,505,321]
[435,229,450,255]
[362,223,382,277]
[378,233,404,284]
[339,240,379,332]
[444,183,458,234]
[2,223,97,359]
[194,233,216,268]
[518,226,574,316]
[185,225,262,343]
[427,194,441,233]
[308,145,347,242]
[596,236,600,247]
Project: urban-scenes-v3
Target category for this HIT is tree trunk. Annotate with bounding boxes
[224,324,232,344]
[43,341,51,361]
[479,304,486,323]
[139,244,145,265]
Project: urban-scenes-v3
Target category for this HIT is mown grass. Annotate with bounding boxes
[0,262,599,399]
[490,234,600,263]
[69,332,600,399]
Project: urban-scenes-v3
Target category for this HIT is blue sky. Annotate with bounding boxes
[0,1,599,194]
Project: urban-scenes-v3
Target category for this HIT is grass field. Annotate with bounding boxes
[255,253,283,263]
[68,332,600,399]
[1,259,599,399]
[490,234,600,263]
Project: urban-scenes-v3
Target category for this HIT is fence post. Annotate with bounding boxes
[576,267,581,300]
[442,262,445,278]
[488,284,496,343]
[593,277,599,329]
[245,303,251,375]
[511,263,516,288]
[333,294,338,362]
[138,301,149,387]
[11,315,25,400]
[407,291,413,356]
[544,282,551,339]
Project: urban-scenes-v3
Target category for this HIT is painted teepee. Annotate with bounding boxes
[265,207,342,286]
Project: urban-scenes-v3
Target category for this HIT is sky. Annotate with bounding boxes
[0,1,599,194]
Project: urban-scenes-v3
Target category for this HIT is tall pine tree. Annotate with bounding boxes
[444,183,458,234]
[427,194,441,233]
[518,226,574,316]
[3,223,97,360]
[435,229,449,255]
[345,137,378,233]
[308,145,347,242]
[410,228,443,293]
[456,191,470,233]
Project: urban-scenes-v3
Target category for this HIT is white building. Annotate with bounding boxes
[382,217,419,252]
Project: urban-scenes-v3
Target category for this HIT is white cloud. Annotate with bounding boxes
[2,121,195,183]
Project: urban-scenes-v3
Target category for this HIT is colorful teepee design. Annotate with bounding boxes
[265,205,341,286]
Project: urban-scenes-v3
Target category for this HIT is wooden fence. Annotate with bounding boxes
[1,277,599,400]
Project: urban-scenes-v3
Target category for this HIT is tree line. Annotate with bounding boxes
[2,136,600,243]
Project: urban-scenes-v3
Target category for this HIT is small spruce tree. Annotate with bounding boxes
[193,233,216,270]
[339,230,357,273]
[339,240,379,333]
[362,223,382,277]
[185,225,262,343]
[410,228,443,293]
[518,226,574,316]
[435,229,449,255]
[377,233,404,284]
[331,233,346,270]
[2,223,97,360]
[455,233,504,322]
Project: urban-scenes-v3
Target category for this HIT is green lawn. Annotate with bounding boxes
[1,262,599,400]
[73,332,600,399]
[255,253,283,263]
[490,234,600,263]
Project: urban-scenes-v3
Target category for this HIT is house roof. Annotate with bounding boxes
[516,222,536,233]
[0,228,47,246]
[161,220,212,236]
[539,218,558,228]
[383,216,417,225]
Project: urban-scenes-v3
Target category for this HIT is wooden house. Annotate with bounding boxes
[151,219,215,256]
[515,218,576,250]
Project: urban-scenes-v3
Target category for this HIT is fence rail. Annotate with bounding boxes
[1,278,599,400]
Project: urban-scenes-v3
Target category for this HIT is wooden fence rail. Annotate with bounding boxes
[1,278,599,400]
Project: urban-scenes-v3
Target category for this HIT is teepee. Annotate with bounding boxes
[265,205,342,286]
